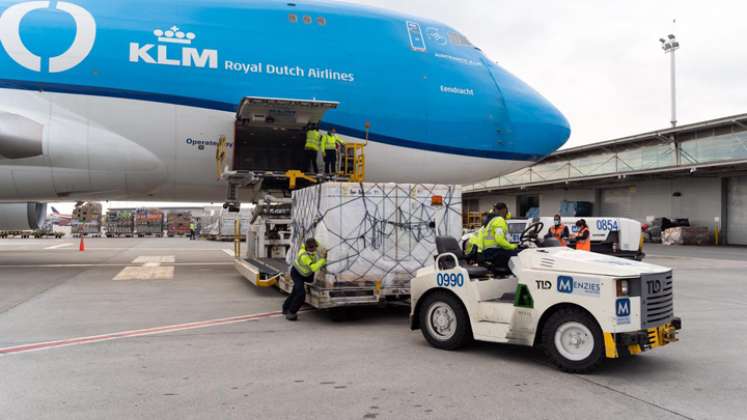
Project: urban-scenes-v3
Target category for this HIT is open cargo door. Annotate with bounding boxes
[233,96,339,172]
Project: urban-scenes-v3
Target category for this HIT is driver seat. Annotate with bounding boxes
[435,237,490,278]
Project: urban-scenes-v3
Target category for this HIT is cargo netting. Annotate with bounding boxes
[287,183,462,287]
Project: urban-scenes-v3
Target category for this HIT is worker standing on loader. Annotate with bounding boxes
[304,124,321,174]
[573,219,591,251]
[322,128,343,175]
[481,202,519,272]
[545,214,569,246]
[283,238,327,321]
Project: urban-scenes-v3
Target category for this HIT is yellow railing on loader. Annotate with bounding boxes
[339,142,366,182]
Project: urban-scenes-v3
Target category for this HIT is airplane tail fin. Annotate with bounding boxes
[51,206,60,215]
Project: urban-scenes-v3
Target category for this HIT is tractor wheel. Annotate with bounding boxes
[541,308,604,373]
[419,291,471,350]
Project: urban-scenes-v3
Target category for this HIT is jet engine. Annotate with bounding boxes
[0,202,47,230]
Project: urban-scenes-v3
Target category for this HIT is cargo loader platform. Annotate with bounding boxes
[234,256,410,310]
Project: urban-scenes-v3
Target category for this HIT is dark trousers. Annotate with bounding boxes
[324,150,337,174]
[283,267,313,314]
[480,247,519,271]
[189,229,195,240]
[305,149,318,173]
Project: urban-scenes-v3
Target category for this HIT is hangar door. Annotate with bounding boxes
[600,187,634,218]
[726,176,747,245]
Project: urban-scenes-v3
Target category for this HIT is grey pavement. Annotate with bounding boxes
[0,238,745,419]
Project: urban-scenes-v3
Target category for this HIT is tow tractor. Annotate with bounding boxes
[411,221,681,373]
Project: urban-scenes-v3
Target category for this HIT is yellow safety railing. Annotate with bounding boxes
[339,143,366,182]
[463,211,484,229]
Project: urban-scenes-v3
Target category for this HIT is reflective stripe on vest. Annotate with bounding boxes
[305,130,320,151]
[576,227,591,251]
[293,248,319,277]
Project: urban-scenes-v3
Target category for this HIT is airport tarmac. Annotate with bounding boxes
[0,238,744,420]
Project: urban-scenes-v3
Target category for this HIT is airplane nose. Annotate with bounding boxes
[489,64,571,159]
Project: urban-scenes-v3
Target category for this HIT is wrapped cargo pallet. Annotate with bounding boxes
[287,182,462,289]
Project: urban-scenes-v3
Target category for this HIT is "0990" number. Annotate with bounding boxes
[437,272,464,288]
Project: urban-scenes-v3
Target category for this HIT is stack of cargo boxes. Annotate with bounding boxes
[167,211,193,237]
[105,210,134,238]
[288,182,462,290]
[72,202,103,237]
[135,208,165,237]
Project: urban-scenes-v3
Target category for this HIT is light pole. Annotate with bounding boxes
[659,34,680,127]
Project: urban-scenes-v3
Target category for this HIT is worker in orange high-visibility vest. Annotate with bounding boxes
[545,214,569,246]
[574,219,591,251]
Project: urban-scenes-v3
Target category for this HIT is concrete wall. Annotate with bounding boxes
[468,176,722,229]
[599,177,721,228]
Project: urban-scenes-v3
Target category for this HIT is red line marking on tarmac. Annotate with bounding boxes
[0,310,286,356]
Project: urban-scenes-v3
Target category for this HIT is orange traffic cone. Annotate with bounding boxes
[79,236,85,252]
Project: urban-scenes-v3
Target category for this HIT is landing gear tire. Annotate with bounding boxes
[419,291,471,350]
[542,308,604,373]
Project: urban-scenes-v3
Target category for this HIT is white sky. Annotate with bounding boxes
[349,0,747,148]
[51,1,746,213]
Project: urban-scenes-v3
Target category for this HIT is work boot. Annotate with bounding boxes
[285,313,298,321]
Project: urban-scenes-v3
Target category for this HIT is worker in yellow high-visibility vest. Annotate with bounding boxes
[481,202,519,272]
[283,238,327,321]
[321,128,344,175]
[304,124,321,173]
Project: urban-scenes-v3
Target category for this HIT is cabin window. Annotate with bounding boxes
[288,14,297,23]
[317,16,327,26]
[303,15,312,24]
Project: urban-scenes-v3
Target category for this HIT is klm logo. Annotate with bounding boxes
[616,298,631,317]
[557,276,573,294]
[0,1,96,73]
[130,26,218,69]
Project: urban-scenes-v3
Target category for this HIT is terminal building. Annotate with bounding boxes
[463,113,747,245]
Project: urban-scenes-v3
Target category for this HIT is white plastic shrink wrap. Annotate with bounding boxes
[287,183,462,288]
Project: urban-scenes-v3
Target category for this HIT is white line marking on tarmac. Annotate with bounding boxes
[222,249,235,257]
[114,256,176,280]
[44,243,73,250]
[133,255,175,264]
[0,310,287,356]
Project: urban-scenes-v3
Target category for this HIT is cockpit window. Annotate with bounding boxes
[448,31,472,47]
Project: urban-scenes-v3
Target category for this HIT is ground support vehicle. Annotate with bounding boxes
[33,223,64,239]
[412,223,680,372]
[0,230,34,238]
[71,223,102,238]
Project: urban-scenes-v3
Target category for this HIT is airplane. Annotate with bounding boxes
[47,205,72,226]
[0,0,570,230]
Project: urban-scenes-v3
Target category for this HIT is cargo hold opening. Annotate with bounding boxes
[233,97,339,172]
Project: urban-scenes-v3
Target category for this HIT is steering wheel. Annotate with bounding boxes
[519,221,544,247]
